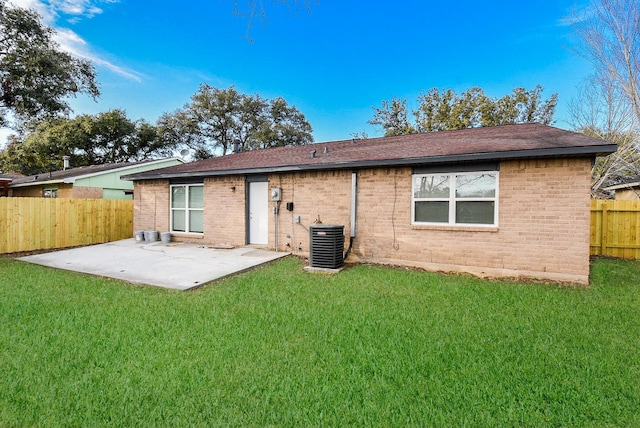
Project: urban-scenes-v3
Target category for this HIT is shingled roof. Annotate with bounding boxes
[10,158,183,188]
[0,173,24,181]
[124,124,617,181]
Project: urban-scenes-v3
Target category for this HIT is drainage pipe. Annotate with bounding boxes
[344,171,357,260]
[274,201,280,253]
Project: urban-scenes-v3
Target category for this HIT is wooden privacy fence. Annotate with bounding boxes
[2,197,640,258]
[591,199,640,259]
[0,197,133,254]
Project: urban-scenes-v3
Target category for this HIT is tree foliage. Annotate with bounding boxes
[369,86,557,136]
[572,0,640,124]
[368,98,415,136]
[158,84,313,159]
[0,0,99,127]
[0,110,171,175]
[571,0,640,197]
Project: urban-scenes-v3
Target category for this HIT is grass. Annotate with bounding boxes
[0,256,639,427]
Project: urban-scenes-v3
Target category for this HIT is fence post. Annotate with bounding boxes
[601,202,608,256]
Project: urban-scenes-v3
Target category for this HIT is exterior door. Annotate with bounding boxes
[248,181,268,245]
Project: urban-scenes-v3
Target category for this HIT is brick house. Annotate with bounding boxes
[603,177,640,200]
[125,124,616,284]
[0,173,23,197]
[9,158,184,199]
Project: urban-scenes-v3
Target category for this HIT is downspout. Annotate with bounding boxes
[274,201,280,253]
[344,171,357,260]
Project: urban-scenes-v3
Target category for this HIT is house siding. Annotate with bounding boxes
[203,176,246,244]
[272,170,354,251]
[133,180,170,234]
[344,159,591,283]
[132,157,592,284]
[12,184,104,199]
[10,183,75,198]
[613,189,640,200]
[71,186,103,198]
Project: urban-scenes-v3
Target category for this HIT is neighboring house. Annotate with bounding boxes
[603,178,640,200]
[9,158,184,199]
[0,173,23,197]
[124,124,616,284]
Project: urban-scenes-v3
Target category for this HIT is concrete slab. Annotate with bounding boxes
[18,239,289,290]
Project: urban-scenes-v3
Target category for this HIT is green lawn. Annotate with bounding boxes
[1,256,638,427]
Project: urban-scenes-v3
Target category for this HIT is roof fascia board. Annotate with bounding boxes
[124,145,617,181]
[10,179,64,188]
[603,182,640,191]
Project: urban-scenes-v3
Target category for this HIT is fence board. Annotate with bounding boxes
[0,197,133,254]
[2,197,640,259]
[591,199,640,259]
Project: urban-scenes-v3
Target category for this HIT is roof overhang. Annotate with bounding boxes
[603,181,640,191]
[10,179,64,188]
[123,144,617,181]
[63,157,185,183]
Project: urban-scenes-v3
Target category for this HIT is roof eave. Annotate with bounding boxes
[9,179,64,188]
[65,158,185,183]
[123,144,617,181]
[603,182,640,191]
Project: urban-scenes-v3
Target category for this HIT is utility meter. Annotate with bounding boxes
[270,187,282,201]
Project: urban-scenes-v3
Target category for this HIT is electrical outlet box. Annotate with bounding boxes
[270,188,282,201]
[294,215,300,224]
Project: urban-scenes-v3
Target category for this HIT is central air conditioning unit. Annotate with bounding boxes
[309,225,345,269]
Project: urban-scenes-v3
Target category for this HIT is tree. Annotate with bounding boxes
[569,74,640,198]
[414,87,488,132]
[369,86,557,135]
[572,0,640,124]
[368,98,415,136]
[158,84,313,158]
[0,0,99,127]
[253,96,316,149]
[571,0,640,197]
[478,86,557,127]
[230,0,318,40]
[0,110,172,175]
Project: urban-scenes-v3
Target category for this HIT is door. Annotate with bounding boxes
[248,181,268,245]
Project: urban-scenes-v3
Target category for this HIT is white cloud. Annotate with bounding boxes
[557,2,594,27]
[9,0,142,82]
[54,28,144,82]
[14,0,109,20]
[10,0,55,21]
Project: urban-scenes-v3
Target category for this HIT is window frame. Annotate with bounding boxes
[170,183,204,234]
[411,170,499,227]
[43,187,58,198]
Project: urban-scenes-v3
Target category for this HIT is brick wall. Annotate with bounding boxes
[272,170,353,252]
[270,159,592,283]
[203,176,246,245]
[132,157,593,283]
[133,177,248,245]
[133,180,169,233]
[71,186,102,199]
[349,158,592,283]
[12,183,74,198]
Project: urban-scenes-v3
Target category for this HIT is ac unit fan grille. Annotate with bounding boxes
[309,225,345,269]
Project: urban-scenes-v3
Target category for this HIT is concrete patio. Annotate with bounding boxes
[18,239,289,290]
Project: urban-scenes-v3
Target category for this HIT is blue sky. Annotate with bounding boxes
[11,0,593,143]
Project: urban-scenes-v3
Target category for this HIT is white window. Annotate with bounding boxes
[412,172,498,226]
[170,184,204,233]
[43,188,58,198]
